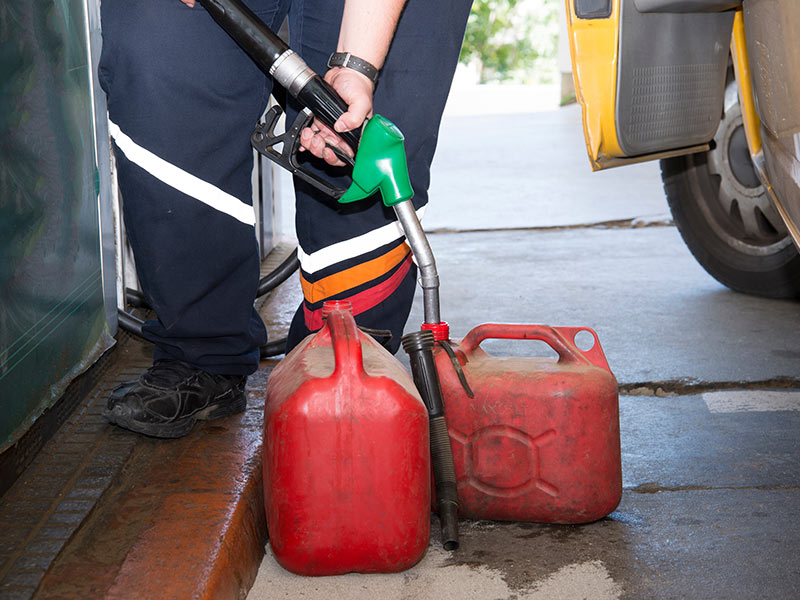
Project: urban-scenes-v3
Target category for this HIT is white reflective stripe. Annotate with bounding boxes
[108,120,255,227]
[298,205,427,275]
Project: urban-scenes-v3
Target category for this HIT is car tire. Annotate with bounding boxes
[660,82,800,299]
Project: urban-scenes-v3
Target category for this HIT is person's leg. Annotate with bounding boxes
[99,0,289,436]
[286,0,472,353]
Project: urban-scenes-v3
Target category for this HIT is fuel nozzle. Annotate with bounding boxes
[402,329,459,551]
[197,0,360,152]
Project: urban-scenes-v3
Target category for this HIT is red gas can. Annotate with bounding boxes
[263,302,430,576]
[430,323,621,524]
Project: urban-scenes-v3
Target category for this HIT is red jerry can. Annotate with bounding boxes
[263,301,431,576]
[430,323,621,523]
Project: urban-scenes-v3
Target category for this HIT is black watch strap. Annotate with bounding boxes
[327,52,380,85]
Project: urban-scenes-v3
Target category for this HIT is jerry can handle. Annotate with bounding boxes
[324,305,365,379]
[459,323,612,372]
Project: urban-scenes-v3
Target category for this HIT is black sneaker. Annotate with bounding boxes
[103,360,247,438]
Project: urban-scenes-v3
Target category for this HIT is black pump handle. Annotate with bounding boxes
[196,0,361,151]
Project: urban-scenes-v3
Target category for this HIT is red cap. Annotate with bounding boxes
[421,321,450,341]
[322,300,353,318]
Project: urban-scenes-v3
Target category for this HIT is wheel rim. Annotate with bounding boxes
[700,81,792,256]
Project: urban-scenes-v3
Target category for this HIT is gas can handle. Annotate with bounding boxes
[325,305,365,379]
[459,323,612,372]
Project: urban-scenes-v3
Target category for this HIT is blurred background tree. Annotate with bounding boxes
[459,0,559,84]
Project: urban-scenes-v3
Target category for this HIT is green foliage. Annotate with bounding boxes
[459,0,559,84]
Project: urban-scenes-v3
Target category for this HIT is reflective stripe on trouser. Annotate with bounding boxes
[296,207,424,342]
[293,236,417,352]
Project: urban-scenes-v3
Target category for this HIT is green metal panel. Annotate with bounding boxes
[0,0,113,450]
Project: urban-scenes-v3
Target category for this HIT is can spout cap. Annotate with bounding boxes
[421,321,450,342]
[338,115,414,207]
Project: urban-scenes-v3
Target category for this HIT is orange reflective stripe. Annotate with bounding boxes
[300,243,411,304]
[303,254,414,332]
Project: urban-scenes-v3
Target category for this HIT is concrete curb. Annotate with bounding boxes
[35,368,271,600]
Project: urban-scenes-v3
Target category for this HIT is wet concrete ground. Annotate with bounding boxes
[249,90,800,598]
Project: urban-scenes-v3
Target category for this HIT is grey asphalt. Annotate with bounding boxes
[249,90,800,599]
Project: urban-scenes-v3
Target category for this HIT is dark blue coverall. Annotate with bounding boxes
[99,0,472,376]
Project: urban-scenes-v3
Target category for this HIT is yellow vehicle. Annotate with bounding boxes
[564,0,799,298]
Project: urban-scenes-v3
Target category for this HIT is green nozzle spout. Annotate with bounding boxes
[339,114,414,207]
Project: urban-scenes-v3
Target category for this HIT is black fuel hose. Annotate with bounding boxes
[117,309,145,337]
[125,288,148,308]
[260,338,288,358]
[196,0,360,152]
[255,249,300,356]
[257,248,300,297]
[402,330,460,551]
[126,248,300,310]
[119,249,299,356]
[118,307,290,358]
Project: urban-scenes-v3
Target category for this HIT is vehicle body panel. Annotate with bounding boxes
[565,0,799,248]
[742,0,800,245]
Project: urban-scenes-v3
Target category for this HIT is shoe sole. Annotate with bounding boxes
[104,392,247,439]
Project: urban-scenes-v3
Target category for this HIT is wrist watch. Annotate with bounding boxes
[327,52,380,85]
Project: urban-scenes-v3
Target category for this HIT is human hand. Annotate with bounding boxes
[181,0,195,7]
[299,67,374,167]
